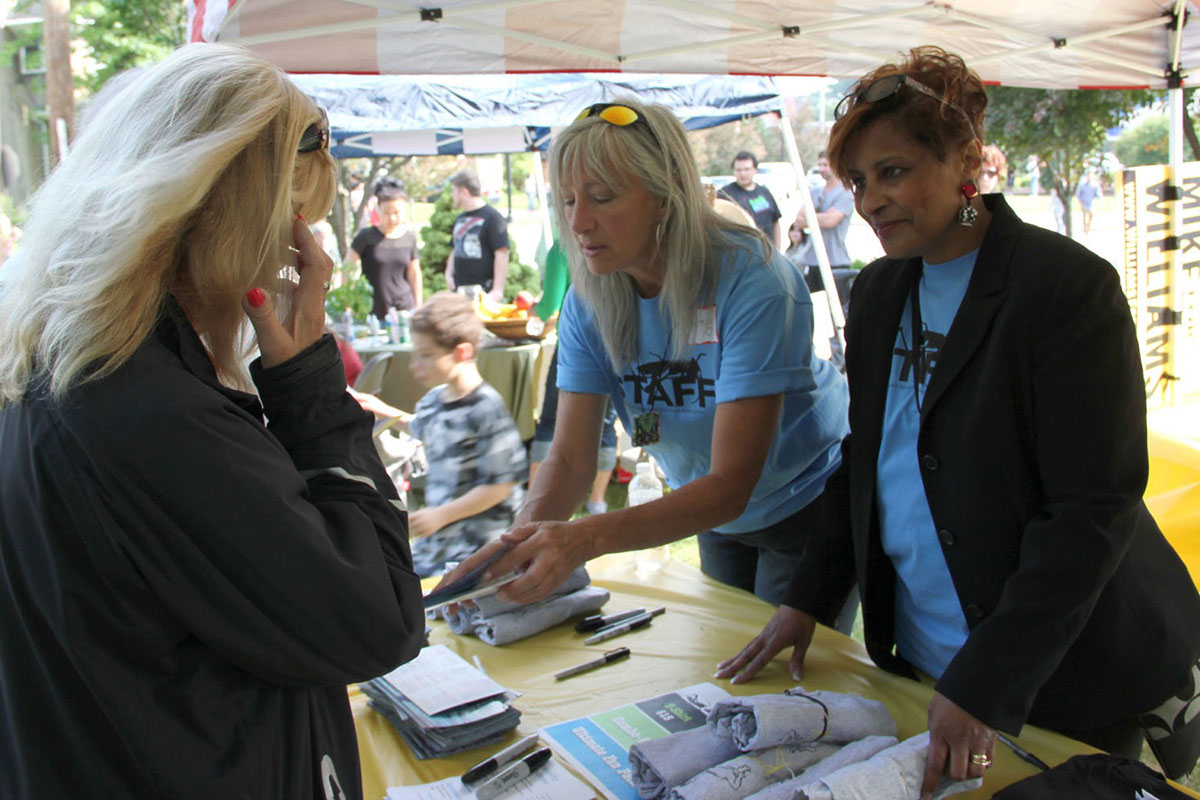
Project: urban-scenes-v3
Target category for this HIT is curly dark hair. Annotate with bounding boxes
[827,46,987,184]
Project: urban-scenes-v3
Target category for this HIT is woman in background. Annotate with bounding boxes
[0,44,424,798]
[348,177,423,319]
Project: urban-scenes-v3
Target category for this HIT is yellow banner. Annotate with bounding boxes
[1120,164,1200,408]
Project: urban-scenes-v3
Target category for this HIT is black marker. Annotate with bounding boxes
[473,747,552,800]
[460,734,539,787]
[584,607,665,645]
[575,608,647,633]
[555,647,631,680]
[996,733,1051,772]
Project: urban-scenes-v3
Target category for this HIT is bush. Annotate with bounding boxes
[326,276,374,322]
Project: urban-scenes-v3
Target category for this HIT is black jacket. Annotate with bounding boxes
[784,194,1200,736]
[0,299,425,798]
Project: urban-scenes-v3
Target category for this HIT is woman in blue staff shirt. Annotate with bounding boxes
[450,98,851,617]
[718,46,1200,792]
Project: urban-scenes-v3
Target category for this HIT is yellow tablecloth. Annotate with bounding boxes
[352,555,1200,799]
[353,339,554,440]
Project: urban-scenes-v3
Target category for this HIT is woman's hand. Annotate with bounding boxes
[921,692,996,799]
[714,605,817,684]
[478,518,598,604]
[243,216,335,368]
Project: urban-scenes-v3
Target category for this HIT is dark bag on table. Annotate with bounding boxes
[992,753,1190,800]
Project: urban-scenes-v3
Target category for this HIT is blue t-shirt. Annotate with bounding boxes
[556,232,849,534]
[876,249,977,678]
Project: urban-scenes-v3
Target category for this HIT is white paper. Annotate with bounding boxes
[378,645,508,716]
[385,759,596,800]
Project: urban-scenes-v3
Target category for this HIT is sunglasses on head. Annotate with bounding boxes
[574,103,659,143]
[298,107,329,154]
[835,74,975,138]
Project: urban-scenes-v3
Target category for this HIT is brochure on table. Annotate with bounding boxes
[384,760,595,800]
[540,682,730,800]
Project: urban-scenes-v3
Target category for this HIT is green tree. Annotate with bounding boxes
[72,0,186,93]
[986,86,1150,238]
[1115,114,1169,167]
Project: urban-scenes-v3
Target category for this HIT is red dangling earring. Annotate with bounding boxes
[958,181,979,227]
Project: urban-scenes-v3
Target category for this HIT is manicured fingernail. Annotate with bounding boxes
[246,288,266,308]
[791,669,802,680]
[297,212,306,222]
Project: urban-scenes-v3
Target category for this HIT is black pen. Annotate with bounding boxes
[584,607,664,645]
[473,747,552,800]
[555,647,631,680]
[575,608,647,633]
[460,733,540,787]
[996,733,1051,771]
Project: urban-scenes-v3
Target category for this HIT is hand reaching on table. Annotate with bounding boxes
[921,691,996,799]
[714,604,817,684]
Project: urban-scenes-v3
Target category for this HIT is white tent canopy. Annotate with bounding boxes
[189,1,1199,90]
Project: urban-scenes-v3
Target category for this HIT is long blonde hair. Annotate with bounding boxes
[0,43,336,402]
[550,98,770,370]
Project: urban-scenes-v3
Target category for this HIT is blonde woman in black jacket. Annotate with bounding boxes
[0,45,424,798]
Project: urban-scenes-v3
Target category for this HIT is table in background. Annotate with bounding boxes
[353,338,555,441]
[351,555,1199,800]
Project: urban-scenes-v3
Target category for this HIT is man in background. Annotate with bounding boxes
[446,170,509,299]
[720,151,782,248]
[797,152,854,295]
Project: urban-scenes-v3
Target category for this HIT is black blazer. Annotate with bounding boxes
[785,194,1200,736]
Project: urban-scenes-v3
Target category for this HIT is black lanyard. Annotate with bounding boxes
[910,264,926,413]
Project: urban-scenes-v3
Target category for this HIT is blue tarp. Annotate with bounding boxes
[290,73,783,158]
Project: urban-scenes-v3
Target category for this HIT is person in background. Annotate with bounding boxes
[347,177,422,319]
[359,292,527,578]
[1050,186,1067,235]
[0,210,18,268]
[443,99,852,620]
[720,150,783,248]
[310,216,342,270]
[0,43,425,798]
[446,169,510,300]
[783,220,808,271]
[977,144,1007,194]
[718,46,1200,792]
[797,151,855,295]
[1076,170,1102,238]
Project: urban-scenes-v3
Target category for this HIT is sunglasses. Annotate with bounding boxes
[574,103,659,143]
[835,74,975,138]
[298,107,329,154]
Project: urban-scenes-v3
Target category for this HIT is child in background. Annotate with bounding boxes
[389,292,527,577]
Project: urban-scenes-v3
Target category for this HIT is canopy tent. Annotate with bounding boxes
[189,1,1197,90]
[290,72,785,157]
[186,0,1200,361]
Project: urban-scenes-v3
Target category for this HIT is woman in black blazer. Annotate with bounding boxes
[718,46,1200,791]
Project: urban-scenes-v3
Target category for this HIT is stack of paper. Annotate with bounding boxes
[361,645,521,760]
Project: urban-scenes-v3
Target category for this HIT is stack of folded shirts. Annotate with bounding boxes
[432,567,610,645]
[360,645,521,759]
[629,687,979,800]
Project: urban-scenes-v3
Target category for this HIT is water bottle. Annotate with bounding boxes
[627,462,663,507]
[628,461,670,574]
[397,310,412,344]
[341,308,355,343]
[385,309,400,344]
[367,314,380,340]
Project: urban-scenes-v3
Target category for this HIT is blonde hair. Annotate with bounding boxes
[0,43,336,402]
[550,97,771,369]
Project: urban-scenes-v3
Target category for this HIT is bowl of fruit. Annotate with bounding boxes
[475,291,554,340]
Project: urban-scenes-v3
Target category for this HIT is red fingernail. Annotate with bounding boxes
[297,212,306,222]
[246,288,266,308]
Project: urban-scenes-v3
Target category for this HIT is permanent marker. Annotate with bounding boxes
[473,747,552,800]
[555,647,631,681]
[460,734,539,786]
[575,607,647,633]
[584,607,665,645]
[996,733,1051,772]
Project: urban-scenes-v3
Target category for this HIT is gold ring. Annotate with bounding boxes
[970,753,992,768]
[322,281,331,291]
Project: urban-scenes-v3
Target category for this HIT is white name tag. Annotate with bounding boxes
[690,305,718,345]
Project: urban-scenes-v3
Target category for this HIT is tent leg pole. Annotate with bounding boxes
[778,100,845,353]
